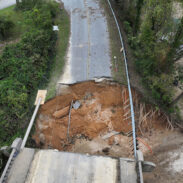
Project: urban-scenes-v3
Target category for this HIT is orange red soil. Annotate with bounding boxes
[33,81,133,151]
[33,80,183,182]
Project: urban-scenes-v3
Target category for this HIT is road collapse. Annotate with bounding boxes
[33,80,171,157]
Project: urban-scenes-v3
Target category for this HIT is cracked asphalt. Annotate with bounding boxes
[59,0,111,84]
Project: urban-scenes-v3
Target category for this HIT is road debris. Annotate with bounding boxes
[53,25,59,31]
[73,100,81,109]
[102,131,120,140]
[67,100,73,142]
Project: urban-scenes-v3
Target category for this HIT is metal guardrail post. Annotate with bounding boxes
[137,150,144,183]
[0,138,22,183]
[0,149,16,183]
[20,97,42,149]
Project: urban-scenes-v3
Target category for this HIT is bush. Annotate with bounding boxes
[0,0,59,147]
[116,0,178,107]
[16,0,43,11]
[148,74,173,105]
[0,16,14,40]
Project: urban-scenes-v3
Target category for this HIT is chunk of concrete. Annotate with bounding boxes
[120,158,137,183]
[7,148,35,183]
[73,100,81,109]
[142,161,156,172]
[11,138,22,151]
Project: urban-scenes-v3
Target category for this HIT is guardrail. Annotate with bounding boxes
[106,0,137,158]
[0,96,43,183]
[106,0,143,182]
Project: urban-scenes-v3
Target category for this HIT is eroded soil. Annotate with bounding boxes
[33,80,183,183]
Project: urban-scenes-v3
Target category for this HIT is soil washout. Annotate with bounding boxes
[34,81,133,156]
[33,80,183,182]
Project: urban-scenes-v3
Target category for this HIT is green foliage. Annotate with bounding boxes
[114,0,144,32]
[16,0,44,11]
[148,74,173,105]
[135,0,175,106]
[115,0,182,107]
[0,16,14,40]
[0,1,59,147]
[166,17,183,69]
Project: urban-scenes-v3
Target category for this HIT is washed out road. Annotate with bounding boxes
[59,0,111,84]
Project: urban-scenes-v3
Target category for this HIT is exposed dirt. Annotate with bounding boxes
[33,80,183,182]
[144,129,183,183]
[34,81,133,156]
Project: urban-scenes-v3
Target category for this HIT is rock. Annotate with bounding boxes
[53,106,70,118]
[73,101,81,109]
[102,147,110,155]
[102,131,119,140]
[39,134,45,144]
[38,120,49,131]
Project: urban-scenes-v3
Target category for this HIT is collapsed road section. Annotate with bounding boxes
[34,80,134,154]
[34,80,183,183]
[33,80,174,159]
[2,79,182,183]
[1,80,157,183]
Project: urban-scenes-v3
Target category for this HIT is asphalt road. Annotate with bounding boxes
[59,0,111,84]
[0,0,16,9]
[0,0,111,84]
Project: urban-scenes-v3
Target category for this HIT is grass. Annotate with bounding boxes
[0,2,70,175]
[46,8,70,100]
[0,5,27,40]
[0,3,70,143]
[100,0,126,84]
[0,4,70,100]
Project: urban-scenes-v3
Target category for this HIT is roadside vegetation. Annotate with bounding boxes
[113,0,183,110]
[0,0,69,174]
[46,7,70,100]
[100,0,127,84]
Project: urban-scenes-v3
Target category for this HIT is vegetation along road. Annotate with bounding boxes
[0,0,70,174]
